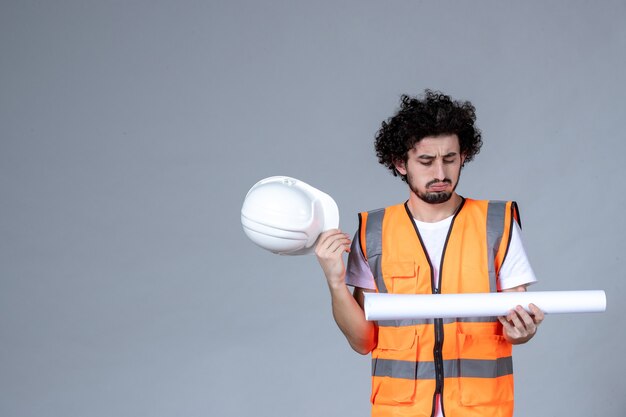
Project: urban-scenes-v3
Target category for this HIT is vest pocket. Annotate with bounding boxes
[384,261,418,294]
[371,327,418,405]
[456,333,514,406]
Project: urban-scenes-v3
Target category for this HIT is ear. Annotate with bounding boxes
[394,158,407,176]
[460,153,467,167]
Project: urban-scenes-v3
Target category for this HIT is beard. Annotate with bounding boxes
[408,177,458,205]
[417,188,453,204]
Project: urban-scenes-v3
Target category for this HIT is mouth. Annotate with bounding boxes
[427,181,451,192]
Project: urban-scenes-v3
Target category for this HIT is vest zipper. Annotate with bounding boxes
[404,199,465,417]
[435,198,465,417]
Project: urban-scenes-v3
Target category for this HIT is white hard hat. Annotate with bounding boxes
[241,176,339,255]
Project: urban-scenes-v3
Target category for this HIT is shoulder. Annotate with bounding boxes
[358,202,405,216]
[357,202,406,259]
[358,202,408,232]
[462,198,515,205]
[462,198,520,219]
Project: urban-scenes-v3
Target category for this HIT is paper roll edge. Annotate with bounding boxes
[363,292,372,320]
[599,290,607,311]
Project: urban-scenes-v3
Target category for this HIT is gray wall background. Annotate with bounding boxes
[1,1,624,416]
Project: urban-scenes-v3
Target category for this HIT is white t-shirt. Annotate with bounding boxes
[345,215,537,290]
[345,214,537,417]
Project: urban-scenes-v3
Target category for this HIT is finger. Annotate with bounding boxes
[528,303,545,324]
[501,312,519,329]
[324,237,351,254]
[330,239,351,254]
[497,315,513,330]
[316,231,348,252]
[508,307,526,331]
[515,306,536,332]
[317,229,343,245]
[315,231,334,251]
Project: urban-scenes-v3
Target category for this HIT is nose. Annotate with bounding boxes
[433,160,446,181]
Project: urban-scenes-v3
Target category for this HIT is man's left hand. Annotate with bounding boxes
[498,303,544,345]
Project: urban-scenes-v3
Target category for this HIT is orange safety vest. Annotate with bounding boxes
[358,198,520,417]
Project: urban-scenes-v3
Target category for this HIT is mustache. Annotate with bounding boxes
[426,179,452,187]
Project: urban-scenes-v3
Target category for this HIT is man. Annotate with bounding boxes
[315,90,544,417]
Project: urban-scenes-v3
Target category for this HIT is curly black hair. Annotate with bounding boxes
[374,90,483,182]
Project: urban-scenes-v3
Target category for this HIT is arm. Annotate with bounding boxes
[315,229,377,355]
[498,284,545,345]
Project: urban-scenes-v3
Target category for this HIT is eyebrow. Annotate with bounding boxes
[417,152,458,160]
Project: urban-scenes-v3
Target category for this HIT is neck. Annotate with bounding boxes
[406,192,463,223]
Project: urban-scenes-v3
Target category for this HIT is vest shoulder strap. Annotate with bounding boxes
[488,200,521,280]
[358,207,386,262]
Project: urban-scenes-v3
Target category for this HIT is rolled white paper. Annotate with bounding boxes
[364,290,607,321]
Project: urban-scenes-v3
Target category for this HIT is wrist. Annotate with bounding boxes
[327,278,348,293]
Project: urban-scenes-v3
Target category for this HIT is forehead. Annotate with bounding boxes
[410,134,460,155]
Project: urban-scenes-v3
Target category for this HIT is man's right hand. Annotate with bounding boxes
[315,229,377,355]
[315,229,351,289]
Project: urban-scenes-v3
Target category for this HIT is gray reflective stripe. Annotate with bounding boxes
[457,357,513,378]
[372,357,513,379]
[377,318,435,327]
[501,201,519,267]
[486,201,506,293]
[377,316,498,328]
[372,358,436,380]
[456,316,499,323]
[365,208,387,293]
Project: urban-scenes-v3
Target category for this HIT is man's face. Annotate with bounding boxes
[394,134,465,204]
